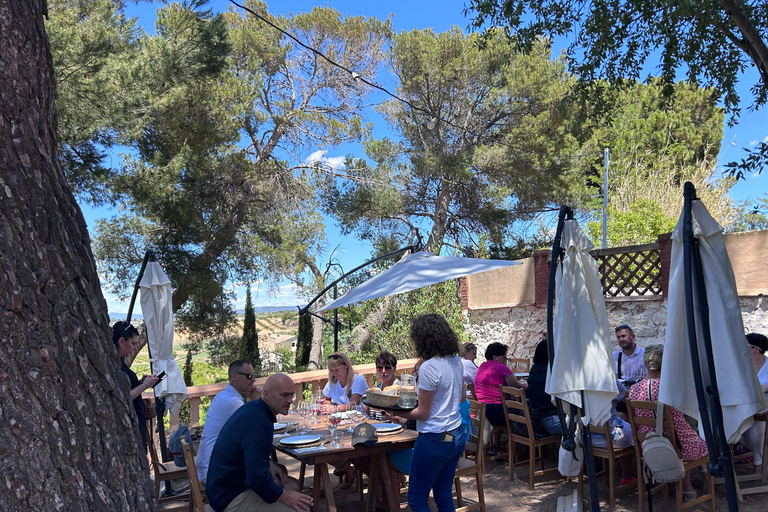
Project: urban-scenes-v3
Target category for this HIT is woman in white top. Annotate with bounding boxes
[390,314,466,512]
[459,342,478,384]
[320,352,368,413]
[320,351,367,488]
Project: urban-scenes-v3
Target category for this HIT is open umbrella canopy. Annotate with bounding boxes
[660,199,767,443]
[140,261,187,416]
[316,251,520,313]
[547,220,618,426]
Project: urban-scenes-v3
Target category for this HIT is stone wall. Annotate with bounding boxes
[463,296,768,364]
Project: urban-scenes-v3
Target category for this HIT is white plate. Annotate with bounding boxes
[274,422,289,430]
[280,434,322,446]
[373,423,402,433]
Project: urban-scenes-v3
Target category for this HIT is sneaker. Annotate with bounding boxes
[488,446,507,457]
[620,477,638,485]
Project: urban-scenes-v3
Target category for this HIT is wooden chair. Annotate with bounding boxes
[507,358,530,373]
[626,399,715,512]
[146,418,189,509]
[464,399,489,474]
[578,422,637,507]
[467,383,478,400]
[181,439,210,512]
[500,386,561,489]
[454,400,486,512]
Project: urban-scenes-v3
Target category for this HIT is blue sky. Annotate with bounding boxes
[85,0,767,314]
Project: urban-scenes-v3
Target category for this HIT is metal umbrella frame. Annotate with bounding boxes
[546,205,601,512]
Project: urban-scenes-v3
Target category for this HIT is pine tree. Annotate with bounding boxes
[241,287,260,373]
[296,313,313,370]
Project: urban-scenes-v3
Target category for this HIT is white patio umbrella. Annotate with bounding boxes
[140,261,187,416]
[316,251,520,313]
[547,219,618,426]
[660,199,767,443]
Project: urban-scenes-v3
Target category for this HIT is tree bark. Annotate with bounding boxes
[0,1,156,510]
[717,0,768,88]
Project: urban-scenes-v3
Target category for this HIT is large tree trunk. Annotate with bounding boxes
[309,302,324,370]
[0,1,157,510]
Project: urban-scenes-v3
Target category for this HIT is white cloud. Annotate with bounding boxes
[305,149,345,169]
[749,140,759,147]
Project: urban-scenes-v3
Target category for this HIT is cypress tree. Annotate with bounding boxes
[241,287,260,373]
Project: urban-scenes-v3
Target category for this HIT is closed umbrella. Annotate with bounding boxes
[316,251,519,312]
[140,261,187,417]
[547,219,618,426]
[660,196,766,442]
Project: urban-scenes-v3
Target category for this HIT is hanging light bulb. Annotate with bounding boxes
[427,117,437,130]
[350,71,361,87]
[556,156,562,165]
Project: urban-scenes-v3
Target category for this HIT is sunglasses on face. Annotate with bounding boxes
[376,364,394,371]
[236,372,255,380]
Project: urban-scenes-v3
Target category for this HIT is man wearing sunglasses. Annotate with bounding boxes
[197,360,262,484]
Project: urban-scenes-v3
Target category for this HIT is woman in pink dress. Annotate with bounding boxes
[628,344,707,501]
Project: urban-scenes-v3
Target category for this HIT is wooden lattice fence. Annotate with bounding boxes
[591,243,662,298]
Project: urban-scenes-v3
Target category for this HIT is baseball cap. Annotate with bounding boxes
[351,423,378,447]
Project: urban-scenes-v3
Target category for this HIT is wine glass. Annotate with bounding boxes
[297,401,310,433]
[310,397,322,424]
[348,402,365,431]
[326,411,344,448]
[345,401,360,432]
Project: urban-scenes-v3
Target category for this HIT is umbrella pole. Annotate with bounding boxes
[682,183,738,511]
[546,206,599,512]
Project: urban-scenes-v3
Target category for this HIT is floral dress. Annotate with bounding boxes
[628,377,708,462]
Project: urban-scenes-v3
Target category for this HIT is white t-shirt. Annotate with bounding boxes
[196,384,245,482]
[323,372,368,405]
[758,358,768,394]
[417,355,464,434]
[462,359,478,384]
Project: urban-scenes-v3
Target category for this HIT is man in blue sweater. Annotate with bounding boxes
[207,373,313,512]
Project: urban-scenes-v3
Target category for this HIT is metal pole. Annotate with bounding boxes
[126,250,154,323]
[682,183,739,510]
[602,148,609,249]
[333,285,339,353]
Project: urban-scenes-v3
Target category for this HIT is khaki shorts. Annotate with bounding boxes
[224,489,295,512]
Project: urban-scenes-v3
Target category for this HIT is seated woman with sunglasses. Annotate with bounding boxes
[368,351,403,421]
[319,352,368,488]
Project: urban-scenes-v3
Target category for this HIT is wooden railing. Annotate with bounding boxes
[144,359,419,433]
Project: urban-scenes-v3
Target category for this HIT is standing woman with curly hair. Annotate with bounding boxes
[388,314,466,512]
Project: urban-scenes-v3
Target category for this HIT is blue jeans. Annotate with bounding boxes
[407,426,466,512]
[540,413,563,435]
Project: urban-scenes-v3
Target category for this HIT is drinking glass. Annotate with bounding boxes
[348,402,365,431]
[310,397,322,424]
[345,401,360,432]
[326,412,344,448]
[297,401,310,433]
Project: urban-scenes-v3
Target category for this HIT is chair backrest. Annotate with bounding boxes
[625,399,677,449]
[467,383,478,400]
[467,399,488,447]
[587,422,616,453]
[500,385,535,439]
[507,358,530,373]
[146,418,161,468]
[182,439,206,512]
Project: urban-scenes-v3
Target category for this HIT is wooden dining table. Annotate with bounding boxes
[272,414,417,512]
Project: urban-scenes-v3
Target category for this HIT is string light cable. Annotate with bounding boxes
[227,0,600,162]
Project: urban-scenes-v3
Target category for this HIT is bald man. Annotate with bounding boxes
[207,374,313,512]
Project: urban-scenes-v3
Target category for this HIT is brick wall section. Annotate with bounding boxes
[459,276,469,310]
[657,232,673,298]
[533,249,552,308]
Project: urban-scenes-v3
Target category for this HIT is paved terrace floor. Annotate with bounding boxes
[160,444,767,511]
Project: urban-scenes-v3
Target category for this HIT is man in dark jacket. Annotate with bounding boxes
[206,373,312,512]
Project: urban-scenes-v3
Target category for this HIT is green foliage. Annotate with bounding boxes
[295,313,312,370]
[206,336,243,368]
[587,200,678,247]
[87,2,390,339]
[182,350,194,387]
[321,27,579,255]
[465,0,768,174]
[241,288,260,371]
[728,196,768,232]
